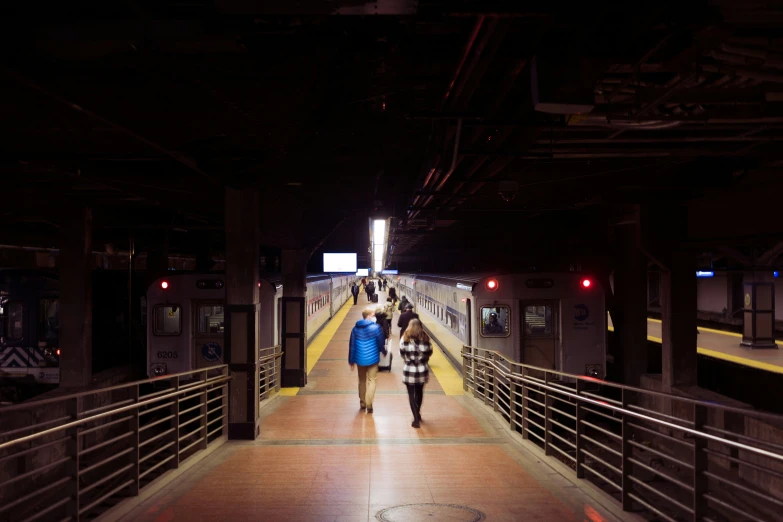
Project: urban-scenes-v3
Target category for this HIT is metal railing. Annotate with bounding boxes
[462,346,783,522]
[259,345,283,401]
[0,365,231,522]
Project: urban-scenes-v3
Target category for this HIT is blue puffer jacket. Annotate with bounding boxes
[349,319,386,366]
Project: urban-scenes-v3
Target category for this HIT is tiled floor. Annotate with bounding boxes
[117,290,636,522]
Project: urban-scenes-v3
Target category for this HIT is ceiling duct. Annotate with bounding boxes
[530,41,600,114]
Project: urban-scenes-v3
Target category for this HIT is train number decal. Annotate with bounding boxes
[157,351,179,359]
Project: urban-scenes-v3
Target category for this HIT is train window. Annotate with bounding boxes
[198,305,224,334]
[480,306,510,337]
[1,301,24,340]
[39,298,59,342]
[153,305,181,336]
[524,305,553,336]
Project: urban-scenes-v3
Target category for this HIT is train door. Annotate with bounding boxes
[192,300,225,370]
[521,301,557,371]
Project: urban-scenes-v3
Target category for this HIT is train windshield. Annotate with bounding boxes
[198,305,224,334]
[0,298,24,341]
[481,306,510,337]
[39,298,59,343]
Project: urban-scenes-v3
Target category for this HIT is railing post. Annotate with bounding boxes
[200,370,209,449]
[693,404,708,522]
[65,397,82,522]
[462,346,469,392]
[544,372,552,456]
[170,375,180,470]
[510,378,517,432]
[222,366,230,438]
[471,347,478,398]
[621,388,632,511]
[491,353,499,412]
[575,379,585,479]
[130,384,140,496]
[521,367,528,440]
[481,352,489,406]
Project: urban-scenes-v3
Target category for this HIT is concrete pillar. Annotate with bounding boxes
[740,271,778,349]
[613,225,648,386]
[661,251,698,390]
[281,249,308,388]
[225,188,261,440]
[59,208,93,389]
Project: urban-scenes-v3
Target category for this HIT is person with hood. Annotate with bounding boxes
[397,302,419,338]
[398,295,410,312]
[383,296,396,321]
[349,309,387,413]
[350,282,360,305]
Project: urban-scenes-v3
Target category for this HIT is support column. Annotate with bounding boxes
[740,271,778,349]
[661,251,698,390]
[613,225,648,386]
[59,208,93,389]
[281,249,308,388]
[225,188,261,440]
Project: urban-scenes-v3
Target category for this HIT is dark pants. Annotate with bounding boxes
[405,383,424,420]
[353,294,358,304]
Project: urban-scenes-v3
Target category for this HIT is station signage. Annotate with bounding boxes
[456,283,472,291]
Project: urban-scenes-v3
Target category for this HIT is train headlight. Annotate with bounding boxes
[585,364,602,378]
[151,363,167,377]
[43,347,55,358]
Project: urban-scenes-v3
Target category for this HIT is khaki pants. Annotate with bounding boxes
[357,364,379,408]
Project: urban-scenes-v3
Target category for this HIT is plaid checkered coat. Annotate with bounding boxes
[399,338,433,385]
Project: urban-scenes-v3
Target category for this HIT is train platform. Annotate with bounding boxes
[608,316,783,375]
[110,290,635,522]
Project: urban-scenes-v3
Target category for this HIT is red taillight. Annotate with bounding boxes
[161,281,169,289]
[486,279,498,291]
[258,282,261,288]
[56,349,61,356]
[581,278,592,289]
[461,298,467,303]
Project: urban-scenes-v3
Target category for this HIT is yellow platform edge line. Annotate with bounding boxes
[608,325,783,374]
[646,317,743,338]
[280,298,355,397]
[428,341,465,396]
[307,298,354,374]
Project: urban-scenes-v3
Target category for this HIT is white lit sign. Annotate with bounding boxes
[456,283,472,291]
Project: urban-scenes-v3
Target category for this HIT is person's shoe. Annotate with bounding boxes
[366,407,373,414]
[411,419,420,428]
[360,404,366,410]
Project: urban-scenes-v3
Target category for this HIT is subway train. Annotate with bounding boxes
[0,269,146,395]
[146,272,354,377]
[393,272,606,378]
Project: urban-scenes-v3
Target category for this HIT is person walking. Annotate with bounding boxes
[349,309,387,413]
[399,319,432,428]
[397,302,419,338]
[350,282,360,305]
[397,295,409,312]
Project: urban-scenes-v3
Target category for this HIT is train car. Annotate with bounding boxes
[395,272,606,378]
[0,270,60,387]
[146,272,354,378]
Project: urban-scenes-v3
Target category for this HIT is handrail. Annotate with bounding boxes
[0,364,235,522]
[466,347,783,423]
[462,345,783,522]
[0,363,229,414]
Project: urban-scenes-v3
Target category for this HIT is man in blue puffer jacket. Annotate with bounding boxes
[349,309,387,413]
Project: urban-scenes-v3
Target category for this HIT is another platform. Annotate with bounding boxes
[111,290,635,522]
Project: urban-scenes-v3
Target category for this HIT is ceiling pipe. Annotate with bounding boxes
[410,118,463,221]
[568,115,683,130]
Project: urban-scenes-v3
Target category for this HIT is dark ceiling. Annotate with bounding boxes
[2,1,783,272]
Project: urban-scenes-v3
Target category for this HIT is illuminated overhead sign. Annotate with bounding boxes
[381,269,398,275]
[696,271,714,278]
[456,283,473,291]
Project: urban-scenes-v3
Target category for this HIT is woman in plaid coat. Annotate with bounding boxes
[399,319,432,428]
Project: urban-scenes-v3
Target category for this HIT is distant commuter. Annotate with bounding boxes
[399,319,432,428]
[397,295,409,312]
[483,311,504,335]
[361,277,367,288]
[350,282,360,305]
[375,306,391,346]
[349,309,387,413]
[389,287,398,303]
[366,281,375,301]
[397,302,419,338]
[384,296,396,320]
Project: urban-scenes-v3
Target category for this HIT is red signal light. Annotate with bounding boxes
[161,281,169,290]
[486,279,498,291]
[56,349,61,356]
[581,278,592,289]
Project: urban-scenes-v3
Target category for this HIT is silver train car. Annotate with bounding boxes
[392,272,606,378]
[146,272,354,378]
